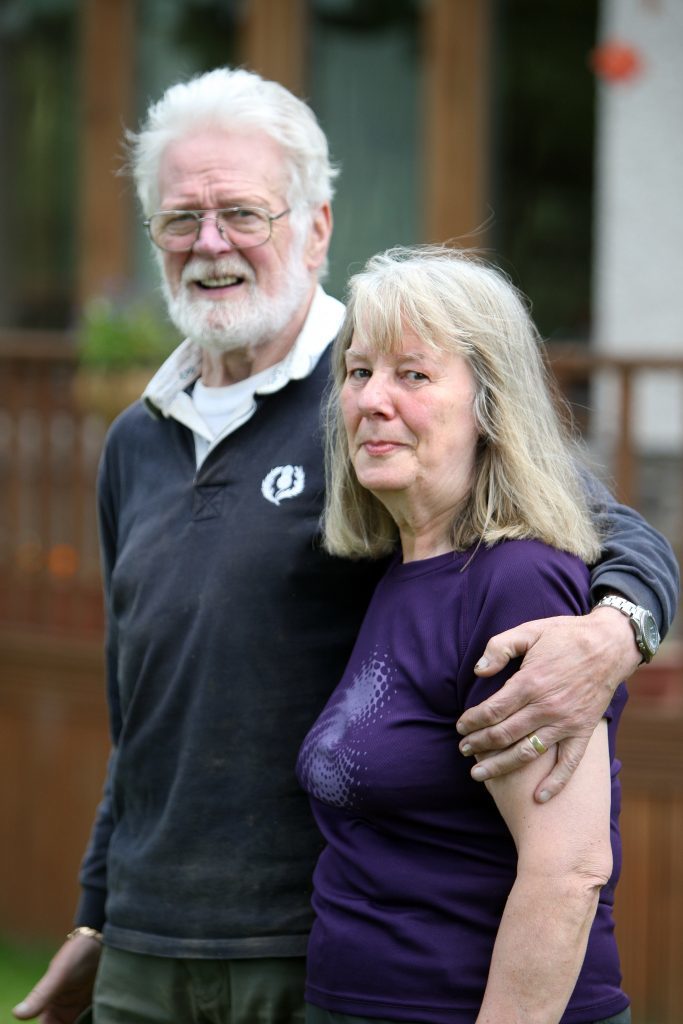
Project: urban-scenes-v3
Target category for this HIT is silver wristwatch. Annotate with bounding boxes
[594,595,661,663]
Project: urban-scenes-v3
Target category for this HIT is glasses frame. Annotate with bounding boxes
[143,205,291,253]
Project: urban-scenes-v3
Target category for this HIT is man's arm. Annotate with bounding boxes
[585,471,679,634]
[457,472,680,803]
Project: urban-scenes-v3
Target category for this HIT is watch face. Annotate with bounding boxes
[642,612,660,654]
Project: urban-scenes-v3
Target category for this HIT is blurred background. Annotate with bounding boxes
[0,0,681,1020]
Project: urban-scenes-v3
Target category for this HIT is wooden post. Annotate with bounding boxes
[423,0,492,245]
[240,0,308,96]
[76,0,135,307]
[616,365,635,506]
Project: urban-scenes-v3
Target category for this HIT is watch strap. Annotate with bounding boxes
[594,594,658,662]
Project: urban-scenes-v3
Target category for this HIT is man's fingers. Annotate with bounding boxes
[12,936,100,1023]
[472,621,543,677]
[12,985,48,1019]
[466,732,590,797]
[460,612,624,790]
[456,679,540,739]
[468,732,555,782]
[532,735,590,804]
[12,955,69,1020]
[458,699,565,754]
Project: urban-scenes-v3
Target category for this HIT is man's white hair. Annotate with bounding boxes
[128,67,338,221]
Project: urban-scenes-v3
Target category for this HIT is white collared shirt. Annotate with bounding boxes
[142,286,345,467]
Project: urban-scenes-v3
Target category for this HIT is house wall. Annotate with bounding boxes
[593,0,683,453]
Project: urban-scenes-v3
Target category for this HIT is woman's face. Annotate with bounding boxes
[341,328,479,516]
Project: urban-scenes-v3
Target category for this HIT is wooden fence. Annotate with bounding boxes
[0,333,682,1023]
[0,333,105,638]
[615,665,683,1024]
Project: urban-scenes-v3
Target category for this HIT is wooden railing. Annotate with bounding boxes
[0,332,682,1023]
[1,335,681,638]
[546,343,683,511]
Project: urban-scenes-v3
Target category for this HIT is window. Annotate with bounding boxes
[309,0,422,299]
[0,1,77,328]
[491,0,598,339]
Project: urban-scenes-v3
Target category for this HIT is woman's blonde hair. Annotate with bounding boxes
[324,245,601,563]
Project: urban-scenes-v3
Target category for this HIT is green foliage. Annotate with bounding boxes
[78,295,177,371]
[0,936,52,1017]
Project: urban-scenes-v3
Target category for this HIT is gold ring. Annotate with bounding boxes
[528,733,548,756]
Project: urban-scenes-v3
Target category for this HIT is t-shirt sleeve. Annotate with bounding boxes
[455,540,591,713]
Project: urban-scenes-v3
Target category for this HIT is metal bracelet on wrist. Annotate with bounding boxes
[67,925,103,943]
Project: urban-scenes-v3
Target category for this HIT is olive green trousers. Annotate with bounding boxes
[86,946,306,1024]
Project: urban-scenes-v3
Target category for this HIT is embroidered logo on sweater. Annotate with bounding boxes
[261,465,305,506]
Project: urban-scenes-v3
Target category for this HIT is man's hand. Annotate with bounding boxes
[456,607,642,802]
[12,933,101,1024]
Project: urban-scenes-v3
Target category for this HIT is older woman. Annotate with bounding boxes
[296,247,630,1024]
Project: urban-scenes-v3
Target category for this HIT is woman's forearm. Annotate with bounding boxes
[475,870,603,1024]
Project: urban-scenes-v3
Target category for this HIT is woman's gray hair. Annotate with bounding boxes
[324,245,602,563]
[128,67,337,228]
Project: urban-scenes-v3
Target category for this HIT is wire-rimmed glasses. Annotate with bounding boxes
[144,206,291,252]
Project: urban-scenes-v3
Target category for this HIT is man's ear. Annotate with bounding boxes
[304,202,333,272]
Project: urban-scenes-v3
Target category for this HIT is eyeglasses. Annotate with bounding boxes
[143,206,291,252]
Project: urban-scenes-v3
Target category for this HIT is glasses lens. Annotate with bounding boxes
[150,212,198,251]
[217,208,270,247]
[147,208,275,251]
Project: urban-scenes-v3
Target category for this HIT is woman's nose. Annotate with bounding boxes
[357,374,393,416]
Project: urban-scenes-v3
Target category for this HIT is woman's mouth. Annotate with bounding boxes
[361,440,405,456]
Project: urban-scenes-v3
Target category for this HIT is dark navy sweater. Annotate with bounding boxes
[78,352,384,957]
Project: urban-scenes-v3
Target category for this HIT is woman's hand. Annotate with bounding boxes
[456,607,641,802]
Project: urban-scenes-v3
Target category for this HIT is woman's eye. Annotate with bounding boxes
[405,370,429,382]
[348,368,371,380]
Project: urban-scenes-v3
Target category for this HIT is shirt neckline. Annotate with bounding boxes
[387,546,478,581]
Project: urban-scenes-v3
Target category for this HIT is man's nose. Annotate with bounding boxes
[193,215,234,254]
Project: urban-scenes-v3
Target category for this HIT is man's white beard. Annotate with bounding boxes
[160,244,313,354]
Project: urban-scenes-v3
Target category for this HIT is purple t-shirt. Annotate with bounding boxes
[297,539,629,1024]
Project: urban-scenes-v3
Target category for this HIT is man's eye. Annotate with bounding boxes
[230,208,261,223]
[163,214,197,234]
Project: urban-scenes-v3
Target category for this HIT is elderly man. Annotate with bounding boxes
[15,68,678,1024]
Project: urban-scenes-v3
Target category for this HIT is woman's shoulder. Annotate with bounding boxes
[466,538,591,617]
[451,541,592,690]
[473,537,588,575]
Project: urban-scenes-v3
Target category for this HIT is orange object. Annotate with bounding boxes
[47,543,79,579]
[589,40,642,82]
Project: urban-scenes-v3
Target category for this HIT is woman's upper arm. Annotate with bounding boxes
[484,719,612,878]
